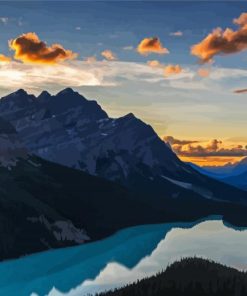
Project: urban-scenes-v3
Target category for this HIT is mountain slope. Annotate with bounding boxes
[0,117,27,167]
[222,171,247,191]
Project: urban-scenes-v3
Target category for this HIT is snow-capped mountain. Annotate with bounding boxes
[0,88,246,206]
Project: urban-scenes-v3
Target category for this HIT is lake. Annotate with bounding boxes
[0,216,246,296]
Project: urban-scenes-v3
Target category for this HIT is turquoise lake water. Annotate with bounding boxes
[0,216,246,296]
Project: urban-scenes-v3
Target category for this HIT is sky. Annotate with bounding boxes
[0,1,247,166]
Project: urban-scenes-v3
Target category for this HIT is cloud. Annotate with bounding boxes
[137,37,169,55]
[84,56,97,63]
[170,31,183,37]
[233,12,247,26]
[0,61,106,92]
[164,136,199,145]
[123,45,133,51]
[1,58,247,98]
[164,64,183,76]
[191,12,247,63]
[9,32,77,64]
[0,54,11,63]
[234,88,247,94]
[198,68,210,78]
[101,49,117,61]
[167,137,247,157]
[75,27,81,31]
[0,60,168,95]
[147,60,162,68]
[0,17,8,25]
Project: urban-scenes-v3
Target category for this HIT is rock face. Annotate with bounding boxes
[0,88,247,206]
[0,88,178,182]
[0,117,27,167]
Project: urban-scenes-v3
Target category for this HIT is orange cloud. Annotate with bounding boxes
[9,32,77,64]
[166,137,247,157]
[234,88,247,94]
[137,37,169,56]
[0,54,11,63]
[164,64,182,76]
[233,12,247,26]
[147,60,162,68]
[198,68,210,77]
[101,49,117,61]
[191,12,247,63]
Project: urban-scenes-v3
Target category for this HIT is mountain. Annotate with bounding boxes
[222,171,247,191]
[231,157,247,175]
[190,158,247,190]
[0,90,247,260]
[199,162,237,176]
[0,88,178,181]
[0,117,27,167]
[221,158,247,190]
[0,89,247,208]
[188,162,227,179]
[98,258,247,296]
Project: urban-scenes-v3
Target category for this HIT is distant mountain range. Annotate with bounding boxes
[200,157,247,177]
[190,158,247,191]
[0,88,247,260]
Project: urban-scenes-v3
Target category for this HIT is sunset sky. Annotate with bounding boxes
[0,1,247,166]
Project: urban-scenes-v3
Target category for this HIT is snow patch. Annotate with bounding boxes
[27,215,90,244]
[161,175,214,200]
[161,176,192,189]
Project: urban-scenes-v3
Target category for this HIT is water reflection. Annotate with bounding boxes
[49,219,247,296]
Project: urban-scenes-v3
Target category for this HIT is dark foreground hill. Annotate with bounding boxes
[98,258,247,296]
